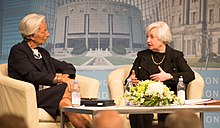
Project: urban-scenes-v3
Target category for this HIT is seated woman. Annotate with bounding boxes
[8,13,91,128]
[126,21,195,128]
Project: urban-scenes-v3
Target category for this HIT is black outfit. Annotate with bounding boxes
[128,45,195,128]
[8,41,76,119]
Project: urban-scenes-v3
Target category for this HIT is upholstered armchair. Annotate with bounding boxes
[107,64,205,128]
[0,63,100,128]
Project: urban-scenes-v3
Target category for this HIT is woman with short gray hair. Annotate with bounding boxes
[127,21,195,128]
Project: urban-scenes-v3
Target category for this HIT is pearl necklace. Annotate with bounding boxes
[151,54,166,65]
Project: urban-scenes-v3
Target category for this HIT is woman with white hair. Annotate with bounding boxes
[8,13,91,128]
[126,21,195,128]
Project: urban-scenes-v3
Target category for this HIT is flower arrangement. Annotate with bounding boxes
[124,80,182,107]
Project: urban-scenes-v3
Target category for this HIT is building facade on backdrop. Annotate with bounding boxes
[53,0,145,55]
[1,0,220,61]
[53,0,220,59]
[125,0,220,59]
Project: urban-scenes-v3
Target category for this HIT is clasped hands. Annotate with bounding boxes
[54,74,78,92]
[130,66,172,84]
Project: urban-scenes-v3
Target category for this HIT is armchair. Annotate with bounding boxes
[0,63,100,128]
[107,64,205,128]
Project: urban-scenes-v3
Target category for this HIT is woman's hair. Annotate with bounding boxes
[0,114,28,128]
[19,13,45,39]
[146,21,172,44]
[165,110,201,128]
[92,110,123,128]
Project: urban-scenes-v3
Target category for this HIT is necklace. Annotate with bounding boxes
[151,54,166,65]
[32,49,42,59]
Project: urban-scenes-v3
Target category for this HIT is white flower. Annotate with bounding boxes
[124,80,182,106]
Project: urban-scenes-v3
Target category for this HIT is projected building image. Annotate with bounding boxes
[53,1,145,56]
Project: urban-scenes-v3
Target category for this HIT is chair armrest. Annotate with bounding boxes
[107,70,125,104]
[187,71,205,99]
[0,75,39,128]
[107,65,132,105]
[75,74,100,99]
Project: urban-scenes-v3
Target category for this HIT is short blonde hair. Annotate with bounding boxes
[19,13,45,38]
[146,21,172,44]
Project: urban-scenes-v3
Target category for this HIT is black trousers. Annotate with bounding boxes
[129,113,169,128]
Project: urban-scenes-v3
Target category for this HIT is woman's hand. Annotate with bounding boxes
[130,70,139,84]
[58,74,74,92]
[150,66,171,82]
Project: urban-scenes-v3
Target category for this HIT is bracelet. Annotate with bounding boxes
[53,75,62,84]
[57,75,61,83]
[53,75,58,84]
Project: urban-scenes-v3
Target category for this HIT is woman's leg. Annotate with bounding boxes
[59,87,92,128]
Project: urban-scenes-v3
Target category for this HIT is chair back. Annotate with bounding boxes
[0,63,39,128]
[0,63,8,76]
[107,65,132,104]
[187,70,205,99]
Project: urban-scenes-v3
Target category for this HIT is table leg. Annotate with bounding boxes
[61,110,65,128]
[200,112,204,128]
[92,113,95,118]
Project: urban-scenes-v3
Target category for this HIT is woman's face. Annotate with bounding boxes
[146,28,165,52]
[32,20,50,45]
